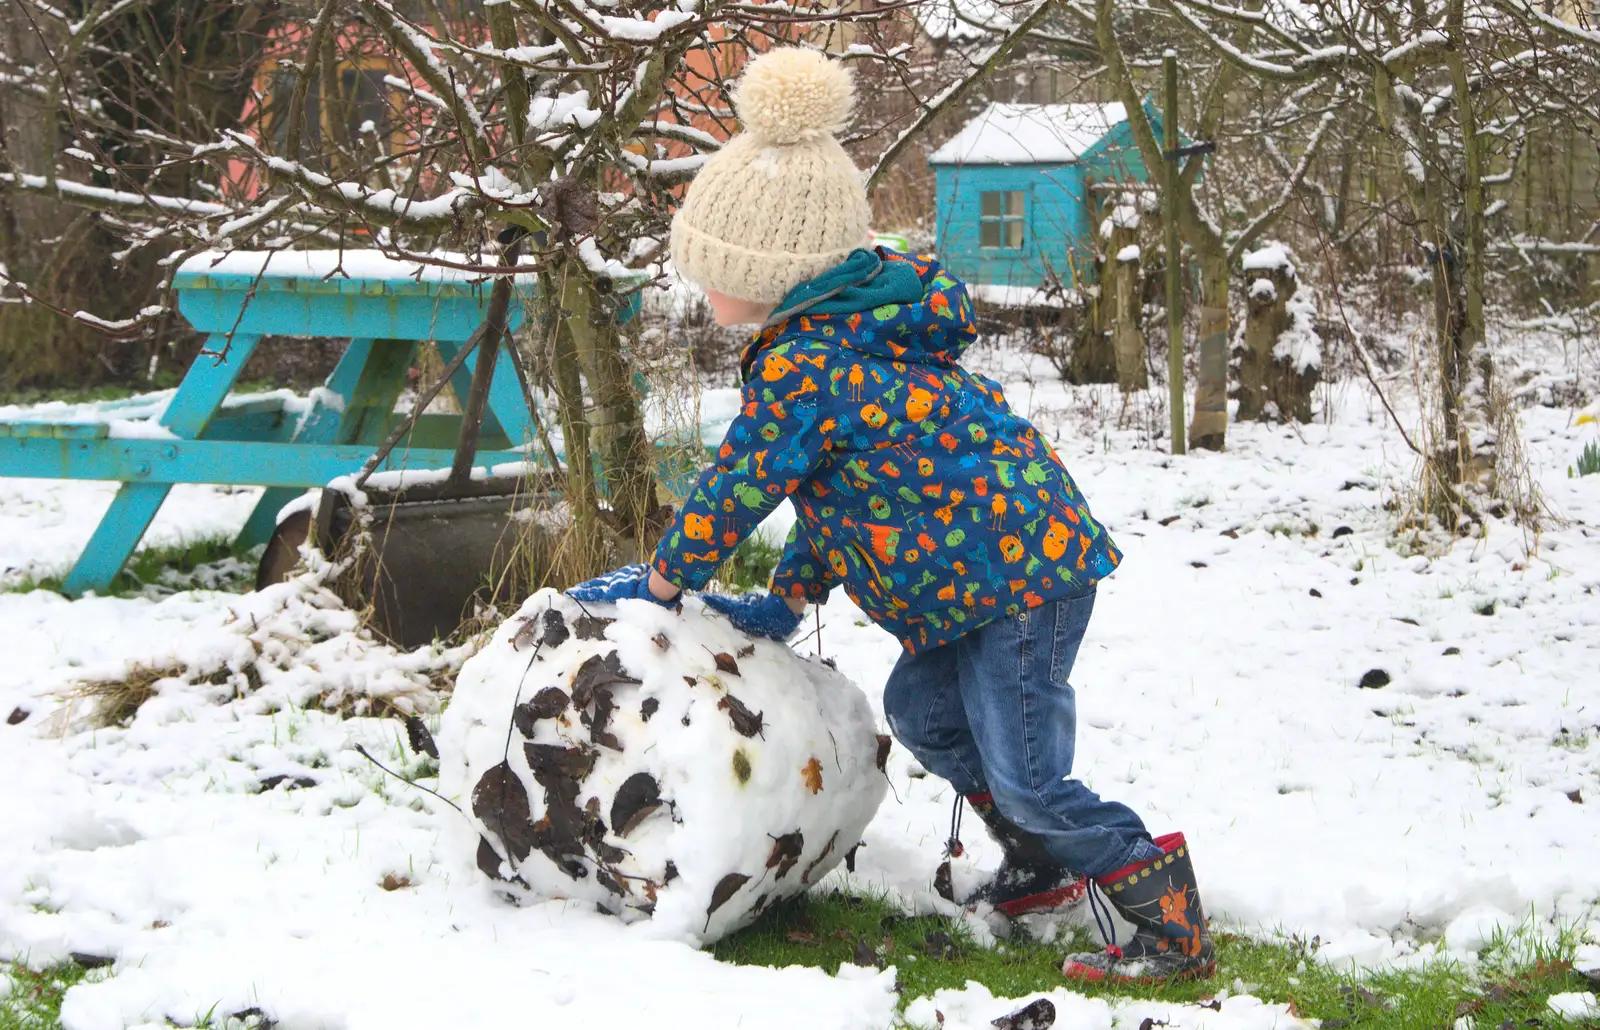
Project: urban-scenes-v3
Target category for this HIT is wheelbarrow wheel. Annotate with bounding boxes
[256,506,313,590]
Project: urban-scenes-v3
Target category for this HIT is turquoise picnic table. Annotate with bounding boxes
[0,250,638,597]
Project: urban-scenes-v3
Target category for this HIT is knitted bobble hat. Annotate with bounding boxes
[670,48,873,304]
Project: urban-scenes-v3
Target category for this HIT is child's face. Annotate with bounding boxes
[703,289,775,328]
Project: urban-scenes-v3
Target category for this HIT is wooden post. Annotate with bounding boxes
[1163,52,1186,455]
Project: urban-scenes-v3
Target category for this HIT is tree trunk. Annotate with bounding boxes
[555,257,660,540]
[1110,245,1147,393]
[1189,254,1230,449]
[1236,257,1319,423]
[1444,19,1495,492]
[543,275,608,578]
[1070,194,1126,385]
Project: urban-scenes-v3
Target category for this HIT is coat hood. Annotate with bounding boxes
[742,249,980,380]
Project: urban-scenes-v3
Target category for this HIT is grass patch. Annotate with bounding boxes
[0,375,280,409]
[4,909,1593,1029]
[714,891,1599,1027]
[3,536,259,598]
[0,962,94,1030]
[711,535,785,593]
[1572,441,1600,478]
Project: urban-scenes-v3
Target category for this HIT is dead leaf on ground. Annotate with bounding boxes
[705,872,750,925]
[573,614,614,641]
[380,873,411,891]
[765,831,804,879]
[991,999,1055,1030]
[719,694,765,737]
[471,762,535,863]
[611,772,664,837]
[476,837,506,881]
[711,651,741,676]
[800,831,838,884]
[801,757,824,794]
[514,687,571,735]
[524,742,597,780]
[404,715,438,759]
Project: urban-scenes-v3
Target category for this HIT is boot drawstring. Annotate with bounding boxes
[944,793,966,859]
[1087,879,1118,953]
[933,793,967,904]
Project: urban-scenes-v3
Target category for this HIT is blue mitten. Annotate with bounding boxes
[700,592,805,640]
[566,564,678,607]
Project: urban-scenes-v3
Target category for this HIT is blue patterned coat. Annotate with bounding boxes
[653,250,1121,653]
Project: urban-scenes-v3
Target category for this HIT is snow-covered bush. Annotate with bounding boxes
[437,590,888,943]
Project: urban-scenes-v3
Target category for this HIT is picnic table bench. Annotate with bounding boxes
[0,250,633,597]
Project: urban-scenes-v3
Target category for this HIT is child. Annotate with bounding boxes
[568,47,1214,983]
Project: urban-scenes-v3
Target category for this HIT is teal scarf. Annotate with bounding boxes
[764,249,924,327]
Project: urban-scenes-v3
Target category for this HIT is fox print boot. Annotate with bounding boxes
[962,793,1087,917]
[1061,832,1216,983]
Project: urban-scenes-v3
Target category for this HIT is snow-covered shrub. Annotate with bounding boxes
[437,590,888,943]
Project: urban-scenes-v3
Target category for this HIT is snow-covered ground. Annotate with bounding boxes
[2,333,1597,1030]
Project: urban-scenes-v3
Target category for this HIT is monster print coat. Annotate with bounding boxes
[653,250,1121,653]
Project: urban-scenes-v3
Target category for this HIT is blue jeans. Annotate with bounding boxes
[882,588,1152,879]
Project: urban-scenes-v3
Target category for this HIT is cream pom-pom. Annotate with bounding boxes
[733,48,854,145]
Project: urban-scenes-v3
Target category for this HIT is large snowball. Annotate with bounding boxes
[437,589,889,943]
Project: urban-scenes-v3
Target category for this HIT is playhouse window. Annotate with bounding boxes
[979,191,1025,249]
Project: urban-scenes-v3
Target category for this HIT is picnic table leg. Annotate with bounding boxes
[61,333,262,596]
[234,488,302,551]
[60,484,174,596]
[232,338,416,550]
[436,337,538,456]
[334,338,419,445]
[435,338,519,446]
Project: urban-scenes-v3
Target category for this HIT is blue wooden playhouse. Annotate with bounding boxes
[929,100,1164,291]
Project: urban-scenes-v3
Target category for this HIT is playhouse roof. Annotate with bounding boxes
[928,102,1130,166]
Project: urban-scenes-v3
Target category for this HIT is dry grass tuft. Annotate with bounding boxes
[67,662,184,728]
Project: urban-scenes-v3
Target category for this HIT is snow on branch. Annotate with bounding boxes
[594,9,698,40]
[0,172,229,217]
[1491,0,1600,48]
[1380,30,1448,74]
[384,74,450,113]
[1167,0,1316,55]
[1495,236,1600,256]
[618,148,709,180]
[1159,0,1352,80]
[638,120,723,150]
[222,134,484,231]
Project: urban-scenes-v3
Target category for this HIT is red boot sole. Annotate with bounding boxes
[1061,959,1217,985]
[994,880,1088,917]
